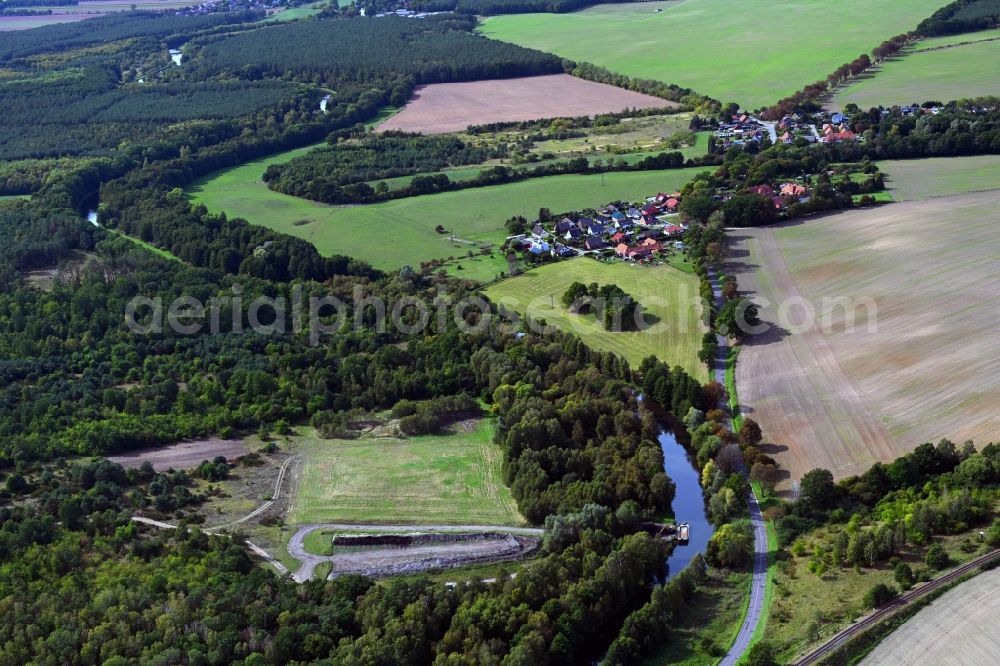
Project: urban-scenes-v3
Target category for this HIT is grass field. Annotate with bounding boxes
[767,525,991,661]
[878,155,1000,200]
[187,153,709,276]
[727,191,1000,487]
[485,258,709,379]
[289,420,525,526]
[480,0,951,109]
[858,566,1000,665]
[832,33,1000,110]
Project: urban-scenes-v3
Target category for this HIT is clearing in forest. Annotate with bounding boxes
[377,74,678,134]
[727,191,1000,487]
[289,420,525,526]
[108,438,248,471]
[485,257,709,380]
[479,0,953,109]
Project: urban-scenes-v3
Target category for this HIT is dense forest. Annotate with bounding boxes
[192,15,565,83]
[916,0,1000,36]
[0,10,257,62]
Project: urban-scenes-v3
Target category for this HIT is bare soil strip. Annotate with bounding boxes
[727,192,1000,488]
[108,438,247,471]
[377,74,677,134]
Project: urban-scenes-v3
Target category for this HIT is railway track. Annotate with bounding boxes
[793,548,1000,665]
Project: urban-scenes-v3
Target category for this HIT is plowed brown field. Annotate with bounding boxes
[727,191,1000,490]
[376,74,677,134]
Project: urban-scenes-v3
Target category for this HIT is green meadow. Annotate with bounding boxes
[187,149,709,276]
[833,33,1000,110]
[289,421,525,526]
[485,258,709,379]
[479,0,952,109]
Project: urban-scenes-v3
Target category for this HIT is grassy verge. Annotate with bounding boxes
[814,556,1000,665]
[724,345,742,430]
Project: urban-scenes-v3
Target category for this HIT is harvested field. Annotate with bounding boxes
[376,74,677,134]
[878,155,1000,201]
[859,567,1000,666]
[108,438,248,471]
[727,191,1000,488]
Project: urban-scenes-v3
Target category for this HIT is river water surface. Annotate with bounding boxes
[660,427,715,577]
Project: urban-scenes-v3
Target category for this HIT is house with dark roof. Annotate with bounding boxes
[584,236,608,251]
[555,218,575,234]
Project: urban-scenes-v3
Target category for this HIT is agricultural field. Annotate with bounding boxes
[485,258,709,379]
[479,0,953,109]
[832,31,1000,110]
[288,420,525,526]
[858,567,1000,666]
[0,1,200,31]
[878,155,1000,201]
[187,156,709,276]
[727,191,1000,487]
[377,74,677,134]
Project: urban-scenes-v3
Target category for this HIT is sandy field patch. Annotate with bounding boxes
[377,74,677,134]
[860,567,1000,665]
[727,192,1000,489]
[108,438,248,471]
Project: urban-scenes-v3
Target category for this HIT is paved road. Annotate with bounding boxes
[287,523,543,582]
[707,267,770,666]
[793,548,1000,665]
[206,454,297,532]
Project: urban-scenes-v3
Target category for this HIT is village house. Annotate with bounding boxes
[584,236,608,251]
[531,223,549,239]
[555,218,575,234]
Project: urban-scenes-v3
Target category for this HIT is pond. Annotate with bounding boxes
[659,426,715,577]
